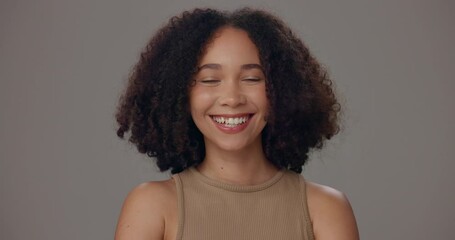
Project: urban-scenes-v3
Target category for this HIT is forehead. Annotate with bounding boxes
[198,27,261,65]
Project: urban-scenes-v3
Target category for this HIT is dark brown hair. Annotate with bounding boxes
[116,8,340,174]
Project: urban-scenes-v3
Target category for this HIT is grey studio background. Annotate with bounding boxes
[1,0,454,239]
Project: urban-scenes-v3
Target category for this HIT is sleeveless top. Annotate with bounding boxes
[172,167,315,240]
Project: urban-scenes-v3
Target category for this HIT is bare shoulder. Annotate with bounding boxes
[115,178,177,240]
[305,181,359,240]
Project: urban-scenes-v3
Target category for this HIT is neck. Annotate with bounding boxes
[197,141,279,185]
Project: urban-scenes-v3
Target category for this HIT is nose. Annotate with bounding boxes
[218,81,246,107]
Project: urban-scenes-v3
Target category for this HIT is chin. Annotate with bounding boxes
[214,140,254,152]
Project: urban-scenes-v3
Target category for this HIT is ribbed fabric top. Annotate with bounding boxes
[173,167,315,240]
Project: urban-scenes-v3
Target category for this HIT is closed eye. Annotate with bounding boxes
[243,78,261,81]
[198,79,221,85]
[242,77,263,84]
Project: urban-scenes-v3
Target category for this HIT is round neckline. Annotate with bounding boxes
[188,167,285,193]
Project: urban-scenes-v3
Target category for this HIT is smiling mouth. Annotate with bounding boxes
[211,114,252,128]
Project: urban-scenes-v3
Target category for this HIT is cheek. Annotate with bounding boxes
[253,88,269,121]
[189,88,213,116]
[252,86,269,109]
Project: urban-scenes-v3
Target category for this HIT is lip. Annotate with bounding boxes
[210,113,253,134]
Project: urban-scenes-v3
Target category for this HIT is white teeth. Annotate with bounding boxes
[212,116,249,127]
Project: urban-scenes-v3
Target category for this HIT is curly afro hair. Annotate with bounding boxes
[116,8,340,174]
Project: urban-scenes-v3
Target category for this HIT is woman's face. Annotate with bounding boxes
[189,27,268,153]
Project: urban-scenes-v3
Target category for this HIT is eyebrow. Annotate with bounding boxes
[241,63,264,71]
[196,63,264,72]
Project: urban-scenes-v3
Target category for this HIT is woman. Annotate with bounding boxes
[115,8,359,240]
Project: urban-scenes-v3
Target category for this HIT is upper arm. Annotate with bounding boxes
[306,181,359,240]
[115,180,175,240]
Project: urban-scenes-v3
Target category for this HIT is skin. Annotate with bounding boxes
[189,27,277,185]
[115,27,359,240]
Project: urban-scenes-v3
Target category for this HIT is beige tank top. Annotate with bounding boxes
[172,167,315,240]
